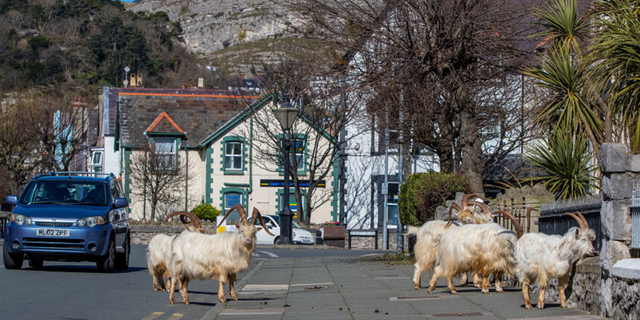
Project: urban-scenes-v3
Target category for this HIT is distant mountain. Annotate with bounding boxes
[129,1,290,66]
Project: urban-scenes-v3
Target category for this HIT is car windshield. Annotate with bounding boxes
[270,215,302,228]
[250,215,302,229]
[20,181,108,206]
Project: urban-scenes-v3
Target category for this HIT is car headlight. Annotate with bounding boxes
[11,214,32,226]
[77,216,105,228]
[292,231,297,237]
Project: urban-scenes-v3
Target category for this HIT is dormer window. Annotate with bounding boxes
[153,137,176,170]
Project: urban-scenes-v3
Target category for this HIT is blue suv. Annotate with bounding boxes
[3,172,130,272]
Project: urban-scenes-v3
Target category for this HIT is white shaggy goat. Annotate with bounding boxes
[147,211,203,291]
[408,194,493,290]
[427,210,523,294]
[514,212,595,310]
[168,204,272,304]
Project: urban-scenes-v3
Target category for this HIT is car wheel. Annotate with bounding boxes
[29,255,43,269]
[97,237,115,273]
[3,245,23,270]
[115,233,130,271]
[273,236,280,244]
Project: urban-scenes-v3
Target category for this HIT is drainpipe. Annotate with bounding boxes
[184,148,189,211]
[249,117,254,197]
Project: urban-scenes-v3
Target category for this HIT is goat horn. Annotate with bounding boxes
[164,211,202,231]
[251,207,275,236]
[525,207,538,234]
[566,212,587,230]
[571,211,589,230]
[493,210,523,239]
[461,194,472,208]
[474,201,493,217]
[446,203,462,228]
[577,211,590,229]
[217,204,246,228]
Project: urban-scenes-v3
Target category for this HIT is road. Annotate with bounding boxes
[0,244,386,320]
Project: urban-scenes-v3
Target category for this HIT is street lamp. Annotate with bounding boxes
[272,94,299,244]
[124,66,130,88]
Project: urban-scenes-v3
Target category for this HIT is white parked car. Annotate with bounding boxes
[248,215,314,245]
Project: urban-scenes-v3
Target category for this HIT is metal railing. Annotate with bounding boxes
[631,184,640,249]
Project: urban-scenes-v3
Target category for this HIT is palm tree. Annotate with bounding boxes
[589,0,640,153]
[526,0,604,155]
[524,125,600,200]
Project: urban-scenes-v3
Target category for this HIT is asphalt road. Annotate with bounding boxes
[0,244,387,320]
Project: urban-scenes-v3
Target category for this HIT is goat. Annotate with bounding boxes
[427,210,523,294]
[408,197,492,290]
[168,204,273,304]
[147,211,203,291]
[446,193,493,226]
[514,212,595,310]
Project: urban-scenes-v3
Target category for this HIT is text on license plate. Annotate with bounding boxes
[37,228,70,237]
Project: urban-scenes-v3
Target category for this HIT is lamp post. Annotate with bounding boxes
[272,94,299,244]
[124,66,130,88]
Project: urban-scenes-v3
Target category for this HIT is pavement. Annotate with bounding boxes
[199,252,608,320]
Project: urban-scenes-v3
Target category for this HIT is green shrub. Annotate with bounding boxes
[191,203,221,222]
[398,172,468,227]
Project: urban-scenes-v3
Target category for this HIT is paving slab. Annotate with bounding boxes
[202,256,608,320]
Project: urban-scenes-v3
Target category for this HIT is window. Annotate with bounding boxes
[91,151,103,173]
[279,192,306,219]
[280,136,306,173]
[224,141,243,170]
[291,139,304,170]
[223,192,242,223]
[153,137,176,170]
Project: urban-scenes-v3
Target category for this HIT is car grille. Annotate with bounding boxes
[36,221,74,227]
[23,238,85,250]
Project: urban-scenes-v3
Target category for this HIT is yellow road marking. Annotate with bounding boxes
[141,312,164,320]
[167,313,184,320]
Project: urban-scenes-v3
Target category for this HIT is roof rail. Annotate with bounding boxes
[48,171,116,178]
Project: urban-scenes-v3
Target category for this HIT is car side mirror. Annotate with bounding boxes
[113,198,128,208]
[5,195,17,205]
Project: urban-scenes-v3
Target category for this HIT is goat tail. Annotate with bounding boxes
[405,225,420,236]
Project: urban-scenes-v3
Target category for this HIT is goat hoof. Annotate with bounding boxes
[537,304,544,310]
[450,290,457,294]
[496,288,503,293]
[524,304,532,310]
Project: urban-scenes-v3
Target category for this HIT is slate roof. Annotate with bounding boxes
[103,87,260,148]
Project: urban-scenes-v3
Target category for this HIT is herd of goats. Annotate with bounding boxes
[146,194,596,310]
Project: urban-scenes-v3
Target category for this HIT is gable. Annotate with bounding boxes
[146,111,185,135]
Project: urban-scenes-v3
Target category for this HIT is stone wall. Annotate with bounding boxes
[599,143,638,318]
[611,259,640,320]
[130,224,218,245]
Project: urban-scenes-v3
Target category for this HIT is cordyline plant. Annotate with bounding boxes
[524,126,600,200]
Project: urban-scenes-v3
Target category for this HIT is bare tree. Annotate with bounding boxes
[0,92,42,195]
[127,146,194,222]
[31,92,90,172]
[240,57,365,225]
[288,0,536,192]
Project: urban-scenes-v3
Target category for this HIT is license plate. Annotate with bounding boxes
[36,228,70,237]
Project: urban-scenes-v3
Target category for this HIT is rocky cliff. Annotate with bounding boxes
[130,0,293,57]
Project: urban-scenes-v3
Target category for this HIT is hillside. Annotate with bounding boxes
[128,0,336,75]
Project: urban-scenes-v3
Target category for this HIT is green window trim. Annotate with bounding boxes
[277,133,308,176]
[219,187,248,210]
[275,188,307,221]
[220,136,247,175]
